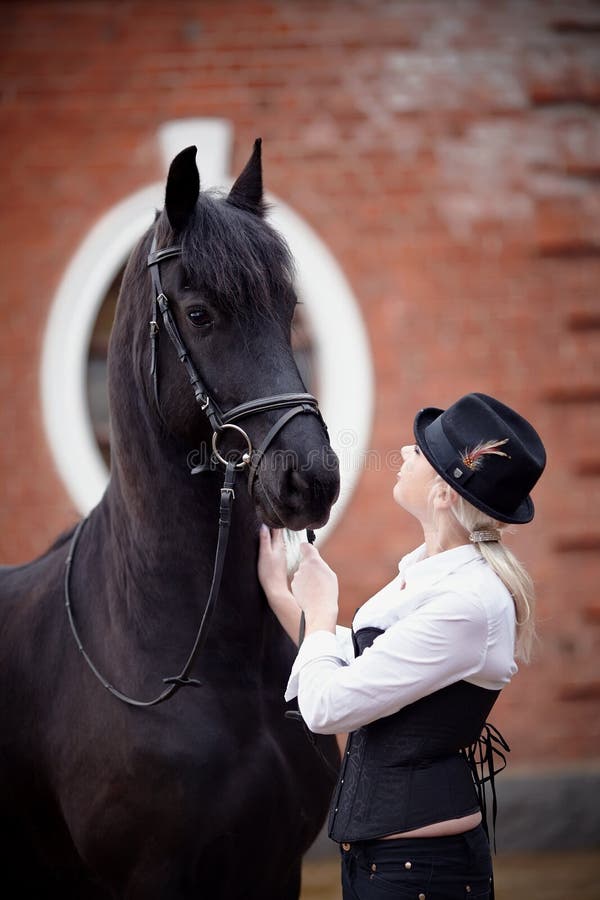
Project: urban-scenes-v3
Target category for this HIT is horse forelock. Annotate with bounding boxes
[118,192,296,334]
[178,192,296,324]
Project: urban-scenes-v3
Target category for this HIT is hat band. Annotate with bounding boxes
[424,416,477,486]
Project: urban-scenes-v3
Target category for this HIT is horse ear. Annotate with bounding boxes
[227,138,264,216]
[165,145,200,233]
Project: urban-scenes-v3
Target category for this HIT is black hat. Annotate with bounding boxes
[413,393,546,524]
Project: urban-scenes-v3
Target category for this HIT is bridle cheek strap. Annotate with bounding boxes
[156,292,223,428]
[148,241,223,433]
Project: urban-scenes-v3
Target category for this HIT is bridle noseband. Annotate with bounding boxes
[64,231,326,708]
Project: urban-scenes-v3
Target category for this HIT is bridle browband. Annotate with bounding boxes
[64,230,325,708]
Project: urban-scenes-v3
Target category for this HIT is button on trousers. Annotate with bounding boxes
[340,825,493,900]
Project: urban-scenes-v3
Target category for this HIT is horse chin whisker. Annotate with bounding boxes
[254,480,331,532]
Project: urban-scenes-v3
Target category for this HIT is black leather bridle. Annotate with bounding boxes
[147,235,325,493]
[64,232,325,708]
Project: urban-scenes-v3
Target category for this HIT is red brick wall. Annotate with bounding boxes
[0,0,598,765]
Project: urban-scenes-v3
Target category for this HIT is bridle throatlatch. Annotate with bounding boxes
[64,232,326,707]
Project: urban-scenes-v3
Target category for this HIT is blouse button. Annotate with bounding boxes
[418,894,426,900]
[404,861,412,870]
[371,863,377,872]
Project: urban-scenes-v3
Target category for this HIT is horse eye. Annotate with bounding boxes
[187,307,213,330]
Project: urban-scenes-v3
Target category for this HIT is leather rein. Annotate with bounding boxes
[64,232,323,708]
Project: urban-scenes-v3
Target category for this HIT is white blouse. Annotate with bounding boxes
[285,543,518,735]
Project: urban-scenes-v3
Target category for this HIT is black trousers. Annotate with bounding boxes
[340,825,493,900]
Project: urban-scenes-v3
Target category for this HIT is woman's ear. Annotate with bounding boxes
[432,482,456,511]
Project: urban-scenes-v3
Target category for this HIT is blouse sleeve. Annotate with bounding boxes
[286,591,489,734]
[284,625,354,702]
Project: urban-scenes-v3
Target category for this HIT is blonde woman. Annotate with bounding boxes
[258,393,546,900]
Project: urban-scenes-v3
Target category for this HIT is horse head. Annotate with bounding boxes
[109,141,339,531]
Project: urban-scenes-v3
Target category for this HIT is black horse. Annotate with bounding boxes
[0,142,340,898]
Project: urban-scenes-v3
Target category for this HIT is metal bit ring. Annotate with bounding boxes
[212,424,253,469]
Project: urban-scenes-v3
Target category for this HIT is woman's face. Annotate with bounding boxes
[393,443,438,521]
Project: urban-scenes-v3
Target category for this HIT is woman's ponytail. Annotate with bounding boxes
[429,474,537,662]
[450,493,537,663]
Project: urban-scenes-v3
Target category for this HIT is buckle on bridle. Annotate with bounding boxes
[149,320,159,335]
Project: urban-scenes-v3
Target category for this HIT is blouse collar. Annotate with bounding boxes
[398,543,483,591]
[352,543,485,631]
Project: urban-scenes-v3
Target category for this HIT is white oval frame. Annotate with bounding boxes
[40,121,374,542]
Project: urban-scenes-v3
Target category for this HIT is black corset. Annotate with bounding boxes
[328,626,505,843]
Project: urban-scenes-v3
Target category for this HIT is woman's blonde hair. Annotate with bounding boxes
[431,476,537,663]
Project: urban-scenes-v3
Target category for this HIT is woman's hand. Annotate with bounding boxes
[258,526,302,644]
[291,543,338,636]
[258,525,290,602]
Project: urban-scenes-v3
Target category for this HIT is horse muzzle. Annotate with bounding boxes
[252,447,340,531]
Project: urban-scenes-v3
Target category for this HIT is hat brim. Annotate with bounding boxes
[413,406,534,525]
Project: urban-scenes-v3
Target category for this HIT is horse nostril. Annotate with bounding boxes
[285,468,335,511]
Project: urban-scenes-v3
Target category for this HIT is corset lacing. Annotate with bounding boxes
[462,722,510,852]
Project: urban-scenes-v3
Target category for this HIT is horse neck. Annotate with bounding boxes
[97,423,264,635]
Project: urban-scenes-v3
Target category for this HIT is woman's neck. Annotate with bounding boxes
[422,517,469,558]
